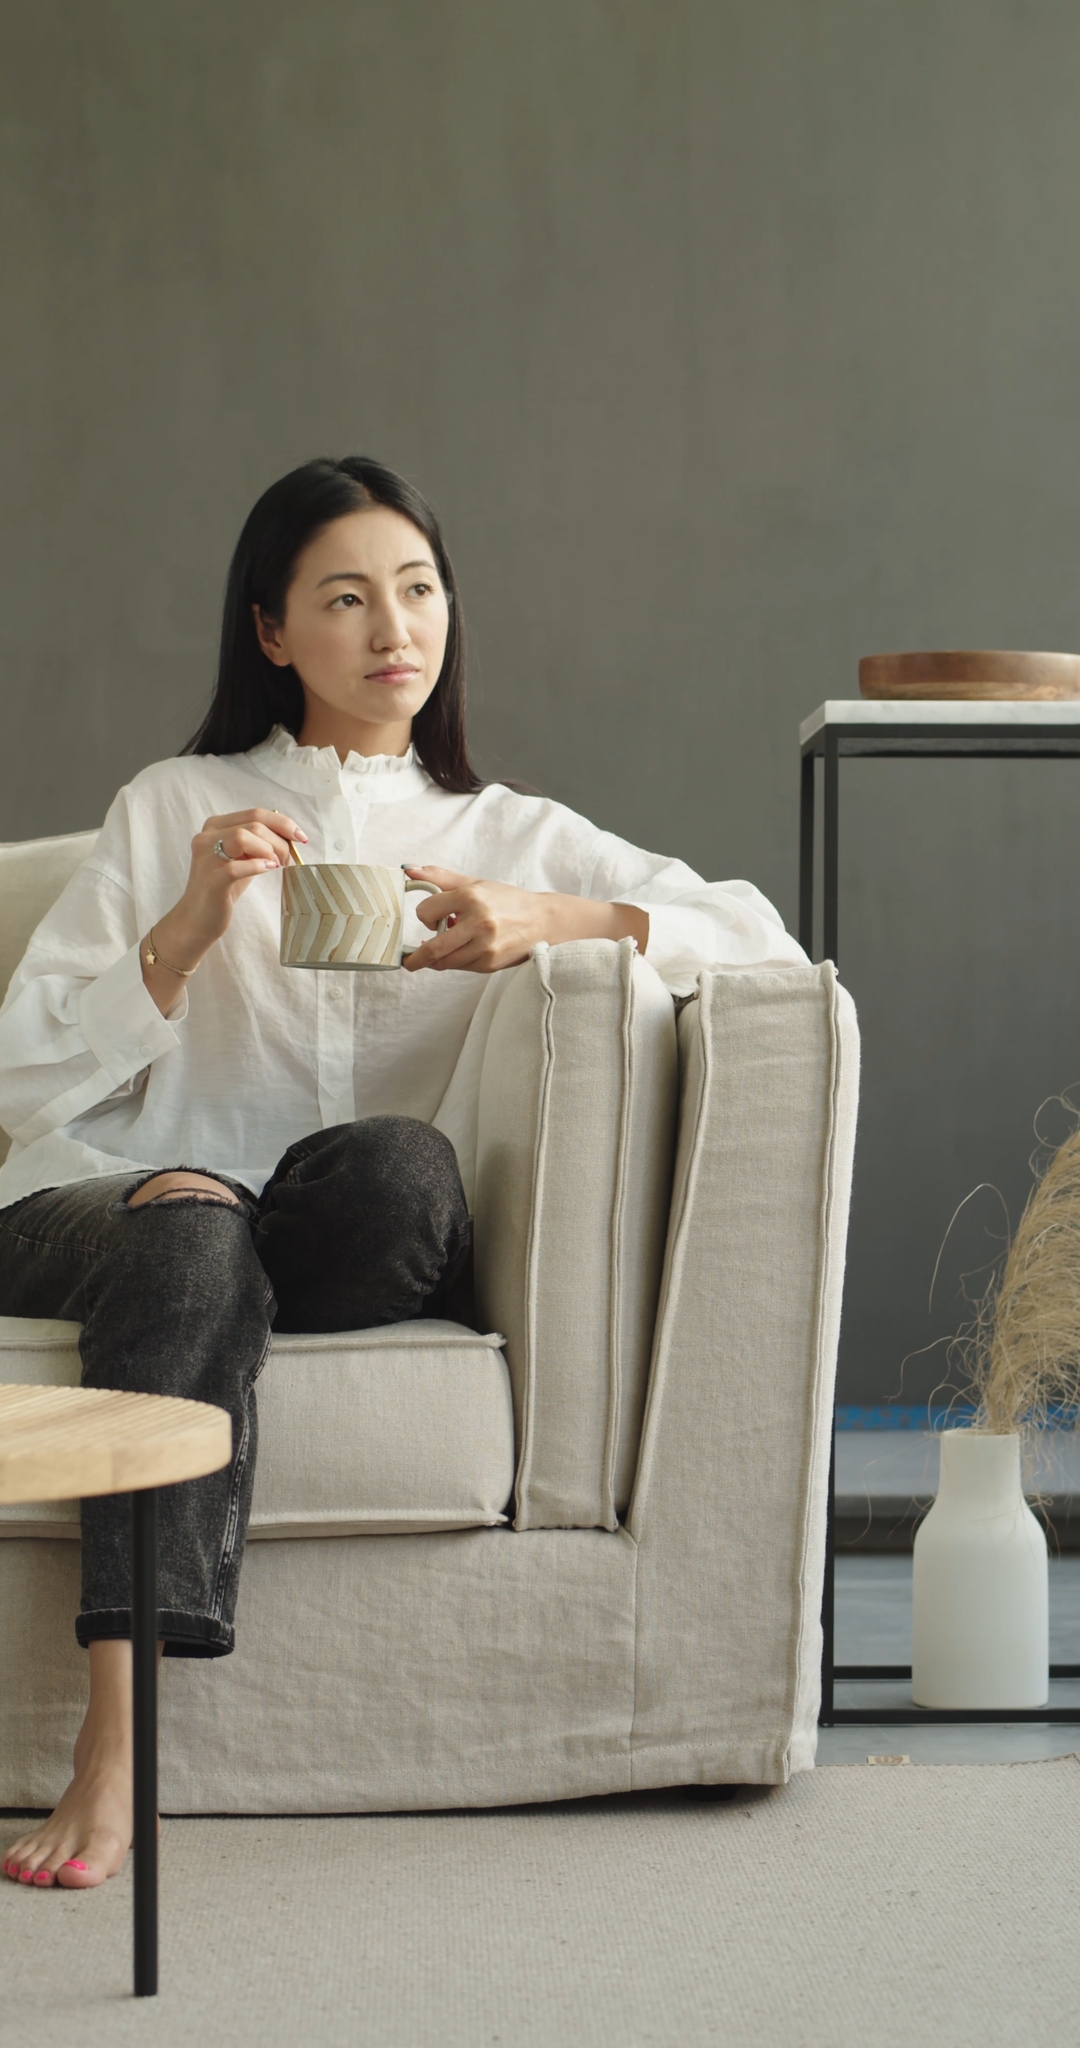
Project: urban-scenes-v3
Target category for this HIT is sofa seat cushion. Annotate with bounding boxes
[0,1316,513,1538]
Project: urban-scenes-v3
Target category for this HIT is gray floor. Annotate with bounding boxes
[818,1551,1080,1763]
[9,1764,1080,2045]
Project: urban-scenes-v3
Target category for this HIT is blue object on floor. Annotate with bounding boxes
[835,1404,976,1431]
[836,1403,1080,1432]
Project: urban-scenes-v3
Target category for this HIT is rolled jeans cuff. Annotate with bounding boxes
[75,1607,235,1659]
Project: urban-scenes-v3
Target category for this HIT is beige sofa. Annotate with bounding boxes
[0,830,858,1812]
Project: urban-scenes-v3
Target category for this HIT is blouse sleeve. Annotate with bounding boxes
[583,829,807,995]
[0,800,187,1150]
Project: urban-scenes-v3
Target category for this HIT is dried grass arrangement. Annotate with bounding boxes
[955,1124,1080,1438]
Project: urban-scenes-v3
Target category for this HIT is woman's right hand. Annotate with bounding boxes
[141,809,308,1006]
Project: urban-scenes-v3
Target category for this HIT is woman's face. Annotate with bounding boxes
[255,506,450,740]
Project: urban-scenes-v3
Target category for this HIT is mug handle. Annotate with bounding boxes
[402,876,449,950]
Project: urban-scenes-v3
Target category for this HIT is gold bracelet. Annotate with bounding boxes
[144,928,199,978]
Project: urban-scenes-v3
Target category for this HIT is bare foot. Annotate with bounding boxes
[3,1754,132,1889]
[2,1638,161,1890]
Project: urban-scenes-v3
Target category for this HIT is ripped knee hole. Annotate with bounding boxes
[127,1174,241,1211]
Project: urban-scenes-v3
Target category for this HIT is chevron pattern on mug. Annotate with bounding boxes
[280,862,404,968]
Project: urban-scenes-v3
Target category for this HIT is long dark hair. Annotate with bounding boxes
[184,456,484,794]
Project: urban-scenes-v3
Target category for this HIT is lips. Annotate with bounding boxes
[367,666,418,682]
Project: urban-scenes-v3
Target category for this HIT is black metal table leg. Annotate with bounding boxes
[131,1486,158,1998]
[803,737,841,1724]
[820,1427,836,1725]
[799,749,815,956]
[822,731,839,971]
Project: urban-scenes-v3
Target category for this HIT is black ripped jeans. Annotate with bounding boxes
[0,1118,471,1658]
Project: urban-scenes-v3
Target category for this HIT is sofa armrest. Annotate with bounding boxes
[473,938,677,1531]
[627,963,859,1783]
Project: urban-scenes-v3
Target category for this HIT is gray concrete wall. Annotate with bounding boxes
[3,0,1080,1403]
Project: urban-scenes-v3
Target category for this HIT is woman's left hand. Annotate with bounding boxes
[401,867,648,973]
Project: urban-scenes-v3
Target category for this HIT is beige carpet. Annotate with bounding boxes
[3,1761,1079,2048]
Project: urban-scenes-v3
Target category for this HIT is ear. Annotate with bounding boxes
[253,604,291,668]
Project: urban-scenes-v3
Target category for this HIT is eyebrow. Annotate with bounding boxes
[315,559,435,588]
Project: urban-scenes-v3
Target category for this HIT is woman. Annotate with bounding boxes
[0,455,805,1889]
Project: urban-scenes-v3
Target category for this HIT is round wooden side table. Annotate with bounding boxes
[0,1384,231,1997]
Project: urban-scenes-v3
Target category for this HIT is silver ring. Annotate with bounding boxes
[213,838,229,861]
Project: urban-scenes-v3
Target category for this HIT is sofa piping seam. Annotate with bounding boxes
[602,940,634,1533]
[512,945,555,1526]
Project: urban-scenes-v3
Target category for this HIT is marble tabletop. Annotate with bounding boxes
[801,699,1080,745]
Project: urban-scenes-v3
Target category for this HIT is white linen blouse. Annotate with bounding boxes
[0,726,806,1210]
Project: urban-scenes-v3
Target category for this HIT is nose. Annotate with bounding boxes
[369,594,410,654]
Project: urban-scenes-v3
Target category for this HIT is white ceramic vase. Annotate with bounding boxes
[911,1429,1048,1709]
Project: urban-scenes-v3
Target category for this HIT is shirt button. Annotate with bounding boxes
[139,1043,152,1059]
[328,983,345,1002]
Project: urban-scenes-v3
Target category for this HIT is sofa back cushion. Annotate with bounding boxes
[0,832,98,1167]
[473,938,677,1531]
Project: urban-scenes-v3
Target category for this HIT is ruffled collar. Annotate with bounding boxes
[246,724,432,804]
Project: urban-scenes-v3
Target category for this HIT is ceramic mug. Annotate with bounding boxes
[280,862,446,971]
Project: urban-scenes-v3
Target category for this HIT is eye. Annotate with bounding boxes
[407,581,433,598]
[329,592,362,608]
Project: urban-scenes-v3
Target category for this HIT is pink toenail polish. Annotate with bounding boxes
[33,1871,52,1884]
[62,1859,88,1870]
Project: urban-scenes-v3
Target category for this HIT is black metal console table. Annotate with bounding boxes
[799,698,1080,1726]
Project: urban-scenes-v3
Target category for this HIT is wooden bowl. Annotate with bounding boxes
[859,651,1080,701]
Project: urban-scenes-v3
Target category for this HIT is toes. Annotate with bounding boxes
[3,1847,102,1889]
[4,1840,79,1886]
[34,1850,84,1888]
[2,1810,132,1891]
